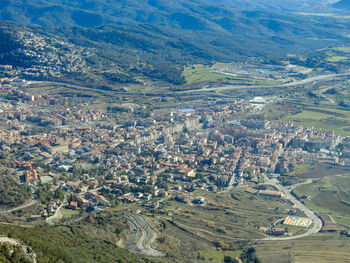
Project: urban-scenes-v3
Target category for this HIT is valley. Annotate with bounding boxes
[1,0,350,262]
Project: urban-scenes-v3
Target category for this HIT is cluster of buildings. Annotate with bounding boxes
[0,27,91,80]
[212,61,312,82]
[0,79,347,217]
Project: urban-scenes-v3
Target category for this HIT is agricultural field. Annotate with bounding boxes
[281,105,350,136]
[254,232,350,263]
[293,174,350,227]
[182,64,281,86]
[149,189,304,262]
[279,163,350,186]
[182,64,229,85]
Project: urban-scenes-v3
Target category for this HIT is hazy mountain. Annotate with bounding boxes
[1,0,350,84]
[333,0,350,10]
[0,0,343,28]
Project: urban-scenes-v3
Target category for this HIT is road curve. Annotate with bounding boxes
[126,213,165,257]
[262,175,322,241]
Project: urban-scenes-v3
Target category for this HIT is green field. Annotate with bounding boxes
[197,250,242,262]
[61,208,81,216]
[282,106,350,136]
[326,56,348,62]
[182,64,228,84]
[182,64,281,86]
[286,163,313,176]
[293,174,350,227]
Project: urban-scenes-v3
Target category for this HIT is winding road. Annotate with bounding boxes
[262,174,323,241]
[126,213,165,257]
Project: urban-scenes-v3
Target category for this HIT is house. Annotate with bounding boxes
[121,195,137,203]
[245,188,259,195]
[76,196,89,207]
[271,227,285,236]
[69,201,78,210]
[94,194,111,206]
[259,190,285,198]
[145,201,159,209]
[179,168,196,178]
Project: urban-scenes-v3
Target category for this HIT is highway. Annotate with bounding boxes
[178,72,350,94]
[126,213,165,257]
[262,174,323,241]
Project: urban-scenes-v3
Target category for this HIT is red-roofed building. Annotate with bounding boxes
[69,201,78,210]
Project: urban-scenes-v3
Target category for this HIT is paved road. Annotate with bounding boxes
[218,174,236,194]
[126,213,165,257]
[46,197,66,225]
[262,175,323,241]
[0,195,37,215]
[178,72,350,94]
[0,236,37,263]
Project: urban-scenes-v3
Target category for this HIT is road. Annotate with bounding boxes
[0,194,38,215]
[46,197,66,225]
[0,236,37,263]
[178,72,350,94]
[217,175,235,194]
[126,213,165,257]
[262,174,323,241]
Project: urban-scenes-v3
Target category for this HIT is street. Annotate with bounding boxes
[262,174,323,241]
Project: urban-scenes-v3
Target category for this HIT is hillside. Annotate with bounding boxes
[0,212,155,263]
[1,0,350,85]
[333,0,350,10]
[0,174,31,209]
[0,0,338,28]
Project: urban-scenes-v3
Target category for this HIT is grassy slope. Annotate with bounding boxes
[293,174,350,226]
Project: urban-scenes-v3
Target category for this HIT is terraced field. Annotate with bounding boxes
[255,233,350,263]
[293,174,350,227]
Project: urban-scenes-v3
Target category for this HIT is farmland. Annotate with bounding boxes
[293,174,350,227]
[147,189,307,262]
[281,105,350,136]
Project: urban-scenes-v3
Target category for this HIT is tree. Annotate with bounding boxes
[54,188,64,202]
[224,255,232,262]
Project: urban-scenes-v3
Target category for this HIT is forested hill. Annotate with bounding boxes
[1,0,350,85]
[0,0,340,28]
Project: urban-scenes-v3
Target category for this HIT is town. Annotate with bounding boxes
[0,77,347,226]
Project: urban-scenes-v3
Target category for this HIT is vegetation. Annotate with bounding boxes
[0,212,153,263]
[293,174,350,226]
[0,175,31,209]
[0,243,32,263]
